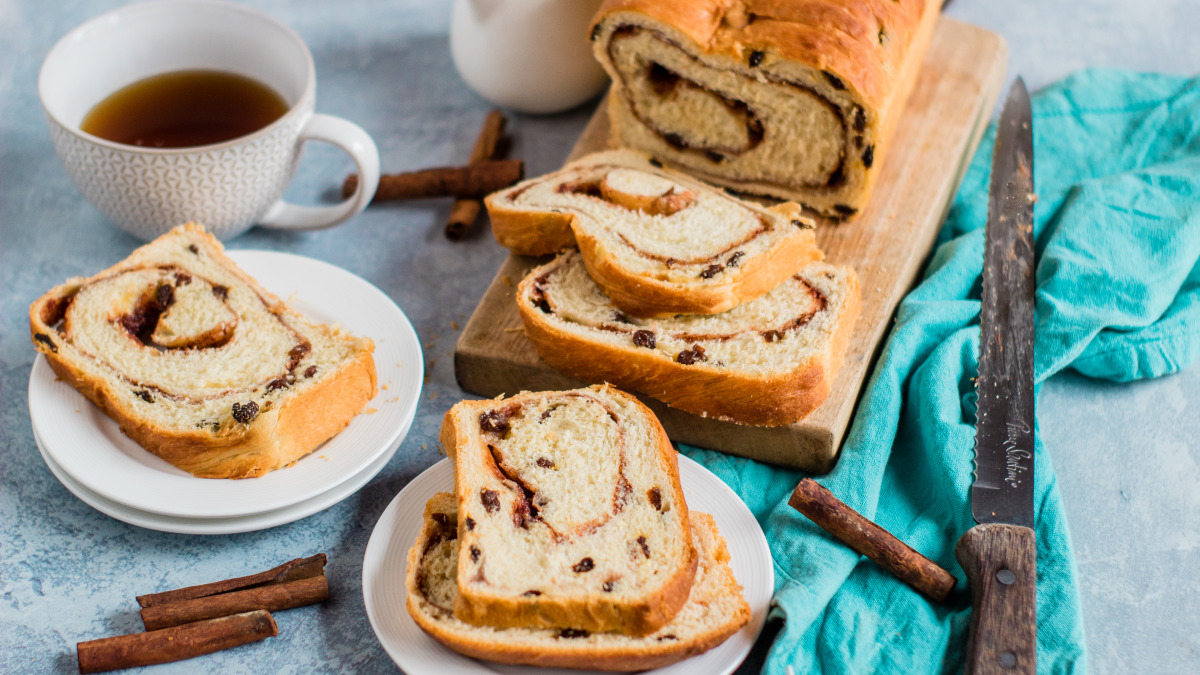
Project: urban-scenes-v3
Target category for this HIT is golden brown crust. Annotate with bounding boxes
[438,386,697,635]
[517,263,862,427]
[405,498,750,671]
[28,223,378,479]
[590,0,941,216]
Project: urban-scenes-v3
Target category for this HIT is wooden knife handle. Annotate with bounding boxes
[955,523,1037,674]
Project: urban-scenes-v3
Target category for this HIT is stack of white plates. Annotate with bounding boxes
[26,251,424,535]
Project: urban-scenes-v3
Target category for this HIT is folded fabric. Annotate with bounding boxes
[681,68,1200,674]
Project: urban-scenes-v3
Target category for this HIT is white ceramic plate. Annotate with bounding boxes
[27,250,422,518]
[362,456,773,675]
[34,422,403,535]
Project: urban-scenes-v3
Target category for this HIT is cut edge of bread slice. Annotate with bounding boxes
[28,223,377,479]
[516,251,860,427]
[406,492,751,671]
[439,385,697,636]
[484,149,822,317]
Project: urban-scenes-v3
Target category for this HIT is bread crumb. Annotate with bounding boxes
[391,396,400,403]
[502,275,513,286]
[363,407,379,414]
[451,321,460,330]
[382,384,389,391]
[427,391,440,400]
[424,342,434,350]
[422,444,427,450]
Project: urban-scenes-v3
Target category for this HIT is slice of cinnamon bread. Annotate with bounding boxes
[406,492,750,671]
[28,223,377,479]
[440,386,697,636]
[485,149,822,317]
[517,250,860,426]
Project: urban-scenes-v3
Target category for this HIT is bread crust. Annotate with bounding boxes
[406,495,750,671]
[28,223,377,479]
[438,386,697,635]
[486,150,823,317]
[517,259,861,427]
[589,0,941,216]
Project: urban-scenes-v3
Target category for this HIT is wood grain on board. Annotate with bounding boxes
[454,17,1007,472]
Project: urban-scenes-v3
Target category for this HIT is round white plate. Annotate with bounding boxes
[33,421,404,535]
[362,456,773,675]
[28,250,422,518]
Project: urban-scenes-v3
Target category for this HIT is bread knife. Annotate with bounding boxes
[954,77,1038,674]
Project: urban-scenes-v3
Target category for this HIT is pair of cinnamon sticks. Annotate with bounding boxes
[76,554,329,674]
[344,109,514,240]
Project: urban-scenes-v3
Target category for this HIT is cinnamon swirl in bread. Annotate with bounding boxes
[590,0,940,218]
[517,250,859,426]
[406,492,750,671]
[439,386,697,635]
[486,149,821,317]
[28,223,377,479]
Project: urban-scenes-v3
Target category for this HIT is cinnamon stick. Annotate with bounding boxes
[77,610,277,674]
[140,575,328,631]
[343,159,523,202]
[136,553,326,608]
[789,478,957,602]
[445,109,507,240]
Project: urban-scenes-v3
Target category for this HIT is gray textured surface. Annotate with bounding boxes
[1,0,1197,672]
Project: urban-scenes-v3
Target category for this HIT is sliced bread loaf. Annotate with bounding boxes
[485,149,821,317]
[516,250,860,426]
[28,223,377,479]
[406,492,750,671]
[439,385,696,635]
[589,0,940,219]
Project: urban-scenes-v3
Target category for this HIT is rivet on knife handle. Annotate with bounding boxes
[955,523,1037,673]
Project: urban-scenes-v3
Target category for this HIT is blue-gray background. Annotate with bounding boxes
[1,1,1196,672]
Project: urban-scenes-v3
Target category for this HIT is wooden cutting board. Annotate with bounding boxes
[454,17,1006,472]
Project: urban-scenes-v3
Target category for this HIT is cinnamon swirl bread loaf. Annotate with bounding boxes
[440,386,697,635]
[486,149,821,317]
[28,223,377,479]
[406,493,750,670]
[517,251,859,426]
[590,0,940,218]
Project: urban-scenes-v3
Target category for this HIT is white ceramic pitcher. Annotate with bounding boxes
[450,0,609,114]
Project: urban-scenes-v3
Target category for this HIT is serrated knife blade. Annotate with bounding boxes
[954,77,1038,675]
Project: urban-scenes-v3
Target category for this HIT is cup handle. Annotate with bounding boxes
[257,113,380,231]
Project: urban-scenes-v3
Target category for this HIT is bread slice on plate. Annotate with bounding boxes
[485,149,822,317]
[517,250,860,427]
[28,223,377,479]
[589,0,940,219]
[406,492,750,671]
[439,385,696,635]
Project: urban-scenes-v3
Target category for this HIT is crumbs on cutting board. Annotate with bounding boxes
[502,275,512,286]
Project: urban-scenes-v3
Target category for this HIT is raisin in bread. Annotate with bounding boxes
[485,149,821,317]
[590,0,941,219]
[440,385,696,635]
[28,223,377,479]
[407,492,750,671]
[517,250,860,426]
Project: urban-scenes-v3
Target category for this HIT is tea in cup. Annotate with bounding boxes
[39,0,380,240]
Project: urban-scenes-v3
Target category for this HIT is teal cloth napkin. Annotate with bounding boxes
[681,69,1200,674]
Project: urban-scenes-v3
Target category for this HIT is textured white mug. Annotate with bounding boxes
[39,0,380,240]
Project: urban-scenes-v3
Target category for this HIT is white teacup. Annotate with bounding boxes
[39,0,380,240]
